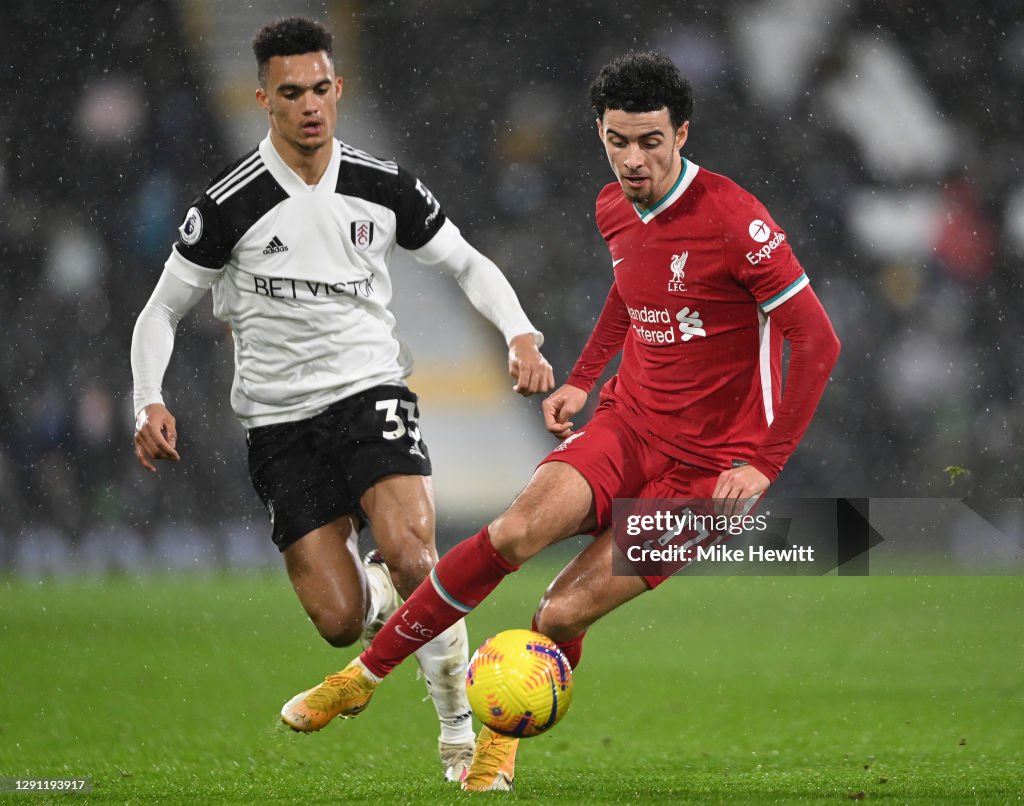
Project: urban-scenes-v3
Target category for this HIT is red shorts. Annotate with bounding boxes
[539,404,722,588]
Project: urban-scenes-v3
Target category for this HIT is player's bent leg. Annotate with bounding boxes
[359,473,438,597]
[533,526,651,646]
[461,468,601,794]
[362,473,475,780]
[363,461,598,678]
[464,530,645,791]
[283,465,597,739]
[280,516,386,732]
[282,515,367,647]
[487,460,598,566]
[462,530,649,790]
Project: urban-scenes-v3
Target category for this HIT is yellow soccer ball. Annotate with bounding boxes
[465,628,574,737]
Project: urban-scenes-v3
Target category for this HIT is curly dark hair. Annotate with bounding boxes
[589,50,695,129]
[252,17,333,85]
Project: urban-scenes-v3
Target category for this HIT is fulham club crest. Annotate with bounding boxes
[351,220,375,251]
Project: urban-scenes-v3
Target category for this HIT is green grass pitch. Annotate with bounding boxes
[1,559,1021,803]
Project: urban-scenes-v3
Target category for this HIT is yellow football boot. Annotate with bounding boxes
[280,660,378,732]
[461,726,518,792]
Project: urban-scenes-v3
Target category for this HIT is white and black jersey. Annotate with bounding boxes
[162,136,517,428]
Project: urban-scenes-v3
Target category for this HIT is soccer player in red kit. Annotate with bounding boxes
[280,50,841,791]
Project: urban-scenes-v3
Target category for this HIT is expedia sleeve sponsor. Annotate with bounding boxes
[745,229,787,265]
[728,201,807,308]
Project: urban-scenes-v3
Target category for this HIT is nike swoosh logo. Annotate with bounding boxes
[612,258,625,268]
[395,626,428,643]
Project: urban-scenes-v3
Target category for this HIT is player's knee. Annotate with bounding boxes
[488,510,550,566]
[310,608,364,648]
[383,550,433,599]
[533,592,587,642]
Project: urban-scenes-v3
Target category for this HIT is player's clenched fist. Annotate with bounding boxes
[134,403,180,472]
[542,384,588,440]
[508,333,555,397]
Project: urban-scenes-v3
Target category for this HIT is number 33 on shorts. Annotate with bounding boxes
[375,398,424,452]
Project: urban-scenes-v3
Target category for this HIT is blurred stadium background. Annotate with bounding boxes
[1,0,1022,574]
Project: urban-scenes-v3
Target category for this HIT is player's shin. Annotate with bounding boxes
[360,527,518,677]
[414,619,475,745]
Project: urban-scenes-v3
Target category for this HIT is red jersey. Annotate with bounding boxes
[567,160,828,480]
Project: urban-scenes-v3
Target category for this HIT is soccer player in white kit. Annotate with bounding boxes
[130,17,553,783]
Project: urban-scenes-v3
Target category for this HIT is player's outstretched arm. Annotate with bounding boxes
[508,333,555,397]
[130,267,210,472]
[415,223,553,395]
[134,403,180,471]
[747,286,841,482]
[542,384,588,440]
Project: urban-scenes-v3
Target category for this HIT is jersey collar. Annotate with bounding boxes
[632,157,699,224]
[260,135,341,197]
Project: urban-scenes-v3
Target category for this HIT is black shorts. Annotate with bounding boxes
[246,385,432,551]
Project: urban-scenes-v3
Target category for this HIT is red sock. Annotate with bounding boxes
[360,527,517,678]
[532,616,587,669]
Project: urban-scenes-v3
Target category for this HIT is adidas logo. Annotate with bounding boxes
[262,236,289,255]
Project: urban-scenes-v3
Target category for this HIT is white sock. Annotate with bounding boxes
[362,563,390,630]
[353,656,383,684]
[413,619,475,745]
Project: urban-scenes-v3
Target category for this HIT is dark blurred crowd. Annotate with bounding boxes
[0,0,253,554]
[1,1,1021,564]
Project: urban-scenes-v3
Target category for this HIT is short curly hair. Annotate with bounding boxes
[589,50,695,130]
[252,17,333,85]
